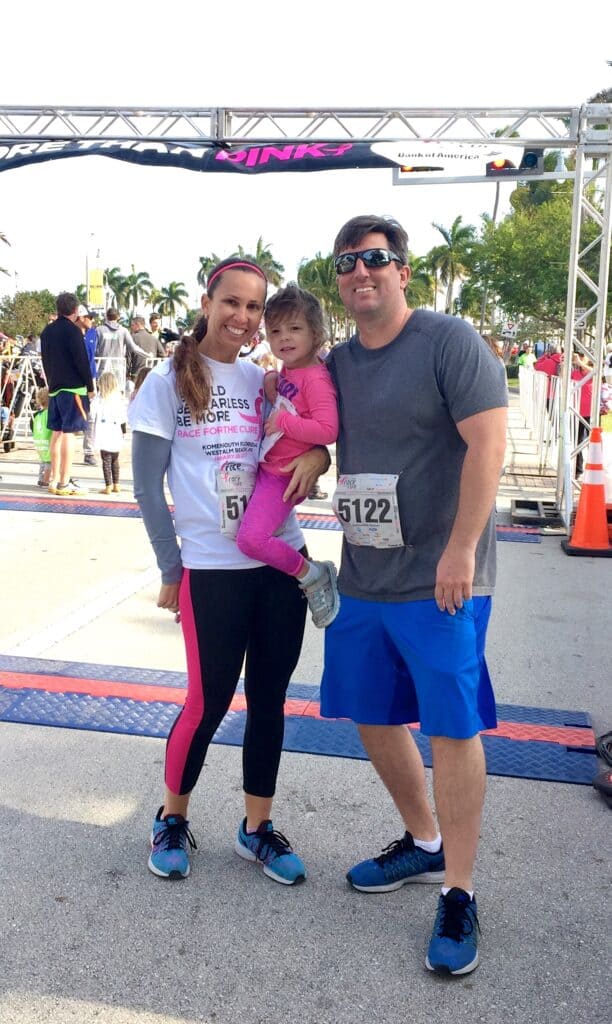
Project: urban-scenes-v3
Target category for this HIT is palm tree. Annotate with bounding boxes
[233,237,285,286]
[298,252,346,340]
[430,216,475,314]
[197,254,222,287]
[405,253,434,308]
[124,267,153,313]
[104,267,127,310]
[156,281,189,327]
[1,230,11,276]
[75,284,87,304]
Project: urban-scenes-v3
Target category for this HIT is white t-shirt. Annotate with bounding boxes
[129,355,304,570]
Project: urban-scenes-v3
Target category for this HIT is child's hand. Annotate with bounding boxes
[264,371,279,404]
[264,410,281,436]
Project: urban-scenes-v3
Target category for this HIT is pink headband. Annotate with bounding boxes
[207,262,267,290]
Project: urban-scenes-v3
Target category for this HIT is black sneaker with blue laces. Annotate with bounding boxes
[148,806,197,879]
[347,831,445,892]
[426,887,480,975]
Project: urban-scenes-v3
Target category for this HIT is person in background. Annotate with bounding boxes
[95,307,148,394]
[148,312,162,341]
[40,292,94,496]
[78,307,98,466]
[90,370,126,494]
[129,314,166,378]
[31,386,52,486]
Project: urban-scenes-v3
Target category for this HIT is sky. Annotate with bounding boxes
[1,0,611,311]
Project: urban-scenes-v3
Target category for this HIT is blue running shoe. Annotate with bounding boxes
[347,832,445,892]
[148,806,197,879]
[235,818,306,885]
[426,888,480,975]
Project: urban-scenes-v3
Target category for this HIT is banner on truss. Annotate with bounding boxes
[0,138,405,175]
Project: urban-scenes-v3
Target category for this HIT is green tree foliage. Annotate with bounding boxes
[297,252,348,341]
[405,253,435,308]
[233,237,285,286]
[430,216,475,314]
[156,281,189,326]
[481,193,589,329]
[0,289,56,337]
[197,254,222,287]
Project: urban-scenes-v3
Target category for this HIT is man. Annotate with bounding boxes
[78,307,98,465]
[95,307,148,393]
[40,292,94,495]
[321,215,508,976]
[148,312,161,341]
[129,314,165,377]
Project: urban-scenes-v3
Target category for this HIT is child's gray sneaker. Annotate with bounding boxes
[300,560,340,628]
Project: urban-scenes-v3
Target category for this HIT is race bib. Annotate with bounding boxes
[216,461,256,538]
[333,473,404,548]
[259,395,298,462]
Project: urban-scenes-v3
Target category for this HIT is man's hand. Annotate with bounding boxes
[279,447,330,503]
[434,543,475,615]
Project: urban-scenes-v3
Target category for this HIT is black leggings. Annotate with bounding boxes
[165,558,307,798]
[101,450,120,485]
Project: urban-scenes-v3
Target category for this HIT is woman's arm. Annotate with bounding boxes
[132,430,182,585]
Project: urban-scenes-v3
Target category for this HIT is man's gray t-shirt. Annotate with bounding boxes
[327,309,508,602]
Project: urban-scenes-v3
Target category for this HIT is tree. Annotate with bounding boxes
[297,252,347,340]
[0,289,57,337]
[430,216,475,314]
[233,237,285,286]
[197,254,222,287]
[156,281,189,327]
[104,267,127,310]
[124,267,153,313]
[405,253,434,308]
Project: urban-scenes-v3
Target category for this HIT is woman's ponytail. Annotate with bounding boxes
[173,315,211,422]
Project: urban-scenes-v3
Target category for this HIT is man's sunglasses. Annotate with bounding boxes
[334,248,403,275]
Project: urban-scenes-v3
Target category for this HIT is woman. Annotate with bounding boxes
[130,258,328,885]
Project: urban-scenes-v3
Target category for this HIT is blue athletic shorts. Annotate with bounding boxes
[320,595,497,739]
[48,391,89,433]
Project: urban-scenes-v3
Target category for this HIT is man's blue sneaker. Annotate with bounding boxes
[148,806,197,879]
[426,888,480,975]
[235,818,306,886]
[347,832,445,892]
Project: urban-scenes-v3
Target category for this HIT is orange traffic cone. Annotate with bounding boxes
[562,427,612,557]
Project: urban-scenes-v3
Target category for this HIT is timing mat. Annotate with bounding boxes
[0,494,541,541]
[0,655,595,785]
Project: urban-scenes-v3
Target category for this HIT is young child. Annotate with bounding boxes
[235,284,339,628]
[32,386,52,486]
[90,371,126,494]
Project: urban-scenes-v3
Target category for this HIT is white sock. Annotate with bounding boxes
[414,834,442,854]
[299,561,321,587]
[441,886,474,900]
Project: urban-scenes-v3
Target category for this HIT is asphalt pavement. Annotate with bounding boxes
[0,397,609,1024]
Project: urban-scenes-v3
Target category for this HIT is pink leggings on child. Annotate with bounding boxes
[236,467,306,577]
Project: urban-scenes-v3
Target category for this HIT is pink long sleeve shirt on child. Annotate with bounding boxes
[262,363,338,473]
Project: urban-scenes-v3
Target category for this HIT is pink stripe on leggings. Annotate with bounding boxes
[165,569,204,795]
